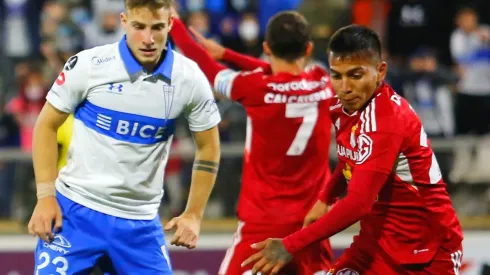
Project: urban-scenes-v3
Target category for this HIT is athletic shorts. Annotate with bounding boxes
[218,221,333,275]
[34,192,172,274]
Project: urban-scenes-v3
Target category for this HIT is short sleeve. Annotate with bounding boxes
[46,52,91,113]
[213,68,265,103]
[185,64,221,132]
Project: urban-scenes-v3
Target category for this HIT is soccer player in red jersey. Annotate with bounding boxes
[243,25,464,275]
[169,11,335,275]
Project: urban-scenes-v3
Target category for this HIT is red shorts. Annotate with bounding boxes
[329,237,463,275]
[218,221,333,275]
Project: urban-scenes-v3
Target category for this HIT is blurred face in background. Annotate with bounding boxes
[102,12,120,33]
[187,11,210,36]
[121,6,173,69]
[24,72,46,102]
[457,10,478,33]
[238,13,260,42]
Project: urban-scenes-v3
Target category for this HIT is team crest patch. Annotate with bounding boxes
[64,56,78,71]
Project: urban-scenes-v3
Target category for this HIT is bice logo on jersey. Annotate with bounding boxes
[96,114,168,140]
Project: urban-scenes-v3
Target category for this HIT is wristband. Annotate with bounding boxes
[37,183,56,199]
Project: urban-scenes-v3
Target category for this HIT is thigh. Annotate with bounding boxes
[295,239,333,274]
[34,193,106,275]
[219,222,311,275]
[219,222,252,275]
[405,246,463,275]
[108,215,172,274]
[328,237,402,275]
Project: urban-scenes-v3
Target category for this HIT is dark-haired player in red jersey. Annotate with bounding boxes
[243,24,464,275]
[169,10,334,275]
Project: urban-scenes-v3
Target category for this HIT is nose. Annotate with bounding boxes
[340,79,352,95]
[142,29,154,46]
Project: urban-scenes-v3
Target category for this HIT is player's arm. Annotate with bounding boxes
[282,130,404,254]
[170,18,226,90]
[303,162,347,227]
[165,62,221,249]
[28,52,90,242]
[184,126,220,219]
[318,161,347,205]
[184,23,270,72]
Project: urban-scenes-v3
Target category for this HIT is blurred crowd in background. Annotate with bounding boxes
[0,0,489,227]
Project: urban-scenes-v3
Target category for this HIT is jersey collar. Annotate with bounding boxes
[118,35,174,83]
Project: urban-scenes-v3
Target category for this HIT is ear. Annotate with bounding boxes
[168,13,174,31]
[120,12,127,28]
[376,61,388,84]
[263,41,272,56]
[305,41,314,57]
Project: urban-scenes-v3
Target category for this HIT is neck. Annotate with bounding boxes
[270,56,306,75]
[142,54,162,73]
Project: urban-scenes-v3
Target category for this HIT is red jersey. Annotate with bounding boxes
[330,83,463,264]
[214,65,335,224]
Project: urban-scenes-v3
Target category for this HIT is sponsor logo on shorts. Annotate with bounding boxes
[43,234,71,255]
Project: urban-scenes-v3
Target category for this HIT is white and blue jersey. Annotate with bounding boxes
[47,36,220,220]
[34,37,220,275]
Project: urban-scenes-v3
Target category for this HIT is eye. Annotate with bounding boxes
[152,26,165,30]
[351,73,362,79]
[133,24,145,30]
[331,74,341,80]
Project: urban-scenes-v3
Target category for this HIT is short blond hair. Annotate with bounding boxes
[125,0,172,10]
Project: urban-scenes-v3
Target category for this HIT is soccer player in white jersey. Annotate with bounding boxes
[28,0,221,274]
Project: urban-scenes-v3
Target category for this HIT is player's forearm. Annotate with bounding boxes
[184,131,221,218]
[283,170,388,254]
[32,119,61,191]
[170,18,225,83]
[318,162,347,205]
[222,48,270,71]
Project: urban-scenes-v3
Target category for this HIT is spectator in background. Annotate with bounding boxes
[235,12,262,57]
[298,0,351,64]
[386,0,454,66]
[450,6,490,184]
[5,63,47,222]
[403,48,457,138]
[186,10,211,37]
[83,7,124,48]
[40,0,83,78]
[7,64,47,152]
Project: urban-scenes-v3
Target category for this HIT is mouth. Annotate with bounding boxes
[140,48,157,56]
[342,97,360,104]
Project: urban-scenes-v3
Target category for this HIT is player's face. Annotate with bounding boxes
[121,7,173,68]
[328,53,387,112]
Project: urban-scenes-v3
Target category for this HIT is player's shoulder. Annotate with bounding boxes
[172,50,206,74]
[64,43,118,72]
[362,83,416,132]
[305,64,329,78]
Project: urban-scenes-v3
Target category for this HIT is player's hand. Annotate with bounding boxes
[164,212,201,249]
[188,27,225,60]
[28,196,62,243]
[303,200,328,227]
[241,238,292,275]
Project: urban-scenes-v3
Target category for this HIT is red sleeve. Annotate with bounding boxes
[222,48,271,72]
[282,170,389,254]
[170,18,225,84]
[318,162,347,205]
[354,130,403,174]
